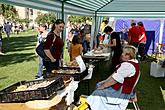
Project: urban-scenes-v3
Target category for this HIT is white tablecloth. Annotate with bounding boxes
[57,65,94,105]
[84,50,110,57]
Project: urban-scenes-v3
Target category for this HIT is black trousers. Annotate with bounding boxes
[43,59,59,72]
[111,48,122,72]
[130,42,146,58]
[138,43,146,58]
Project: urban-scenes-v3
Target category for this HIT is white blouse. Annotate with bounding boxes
[112,59,138,83]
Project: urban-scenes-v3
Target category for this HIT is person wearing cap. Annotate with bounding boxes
[35,24,48,79]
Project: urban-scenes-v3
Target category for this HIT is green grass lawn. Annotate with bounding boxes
[136,61,165,110]
[0,31,165,110]
[0,31,38,90]
[0,31,70,90]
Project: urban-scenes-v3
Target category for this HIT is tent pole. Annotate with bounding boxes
[156,18,165,55]
[159,19,164,44]
[61,1,65,60]
[90,12,97,50]
[62,1,64,41]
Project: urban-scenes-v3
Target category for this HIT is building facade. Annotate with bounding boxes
[0,5,48,27]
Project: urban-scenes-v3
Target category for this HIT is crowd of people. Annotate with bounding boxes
[35,19,65,80]
[0,14,159,110]
[34,19,92,79]
[128,21,147,61]
[2,22,30,36]
[75,19,147,110]
[0,22,32,54]
[66,22,92,55]
[96,19,147,72]
[0,18,144,109]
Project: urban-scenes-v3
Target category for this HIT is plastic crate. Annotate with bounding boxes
[0,76,64,103]
[43,67,88,81]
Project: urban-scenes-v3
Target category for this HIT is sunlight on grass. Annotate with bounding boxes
[0,31,70,90]
[0,31,38,90]
[63,41,70,63]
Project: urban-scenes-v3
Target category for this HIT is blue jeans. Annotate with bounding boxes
[36,56,43,77]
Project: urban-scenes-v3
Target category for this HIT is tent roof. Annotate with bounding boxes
[1,0,165,17]
[98,0,165,17]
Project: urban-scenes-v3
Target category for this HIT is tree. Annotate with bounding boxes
[35,12,56,28]
[68,15,92,24]
[0,4,18,22]
[17,18,31,24]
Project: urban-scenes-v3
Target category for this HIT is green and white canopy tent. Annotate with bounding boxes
[1,0,165,47]
[2,0,165,17]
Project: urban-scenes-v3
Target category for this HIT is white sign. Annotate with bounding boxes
[75,55,86,73]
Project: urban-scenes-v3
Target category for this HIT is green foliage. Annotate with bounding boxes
[0,4,18,22]
[17,18,31,24]
[68,15,92,23]
[35,12,56,25]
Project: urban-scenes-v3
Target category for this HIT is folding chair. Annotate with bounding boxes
[128,71,141,110]
[128,95,140,110]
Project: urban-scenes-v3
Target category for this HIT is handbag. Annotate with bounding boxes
[36,34,56,60]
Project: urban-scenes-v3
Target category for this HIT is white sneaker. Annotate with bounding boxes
[35,76,44,80]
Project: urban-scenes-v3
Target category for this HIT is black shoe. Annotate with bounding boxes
[140,56,146,61]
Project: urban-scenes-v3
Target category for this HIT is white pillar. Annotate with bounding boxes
[157,18,165,56]
[96,17,101,34]
[159,19,164,44]
[108,17,115,29]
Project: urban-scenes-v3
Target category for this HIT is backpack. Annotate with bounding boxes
[36,34,56,60]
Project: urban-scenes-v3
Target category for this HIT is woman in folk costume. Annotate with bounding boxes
[81,45,140,110]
